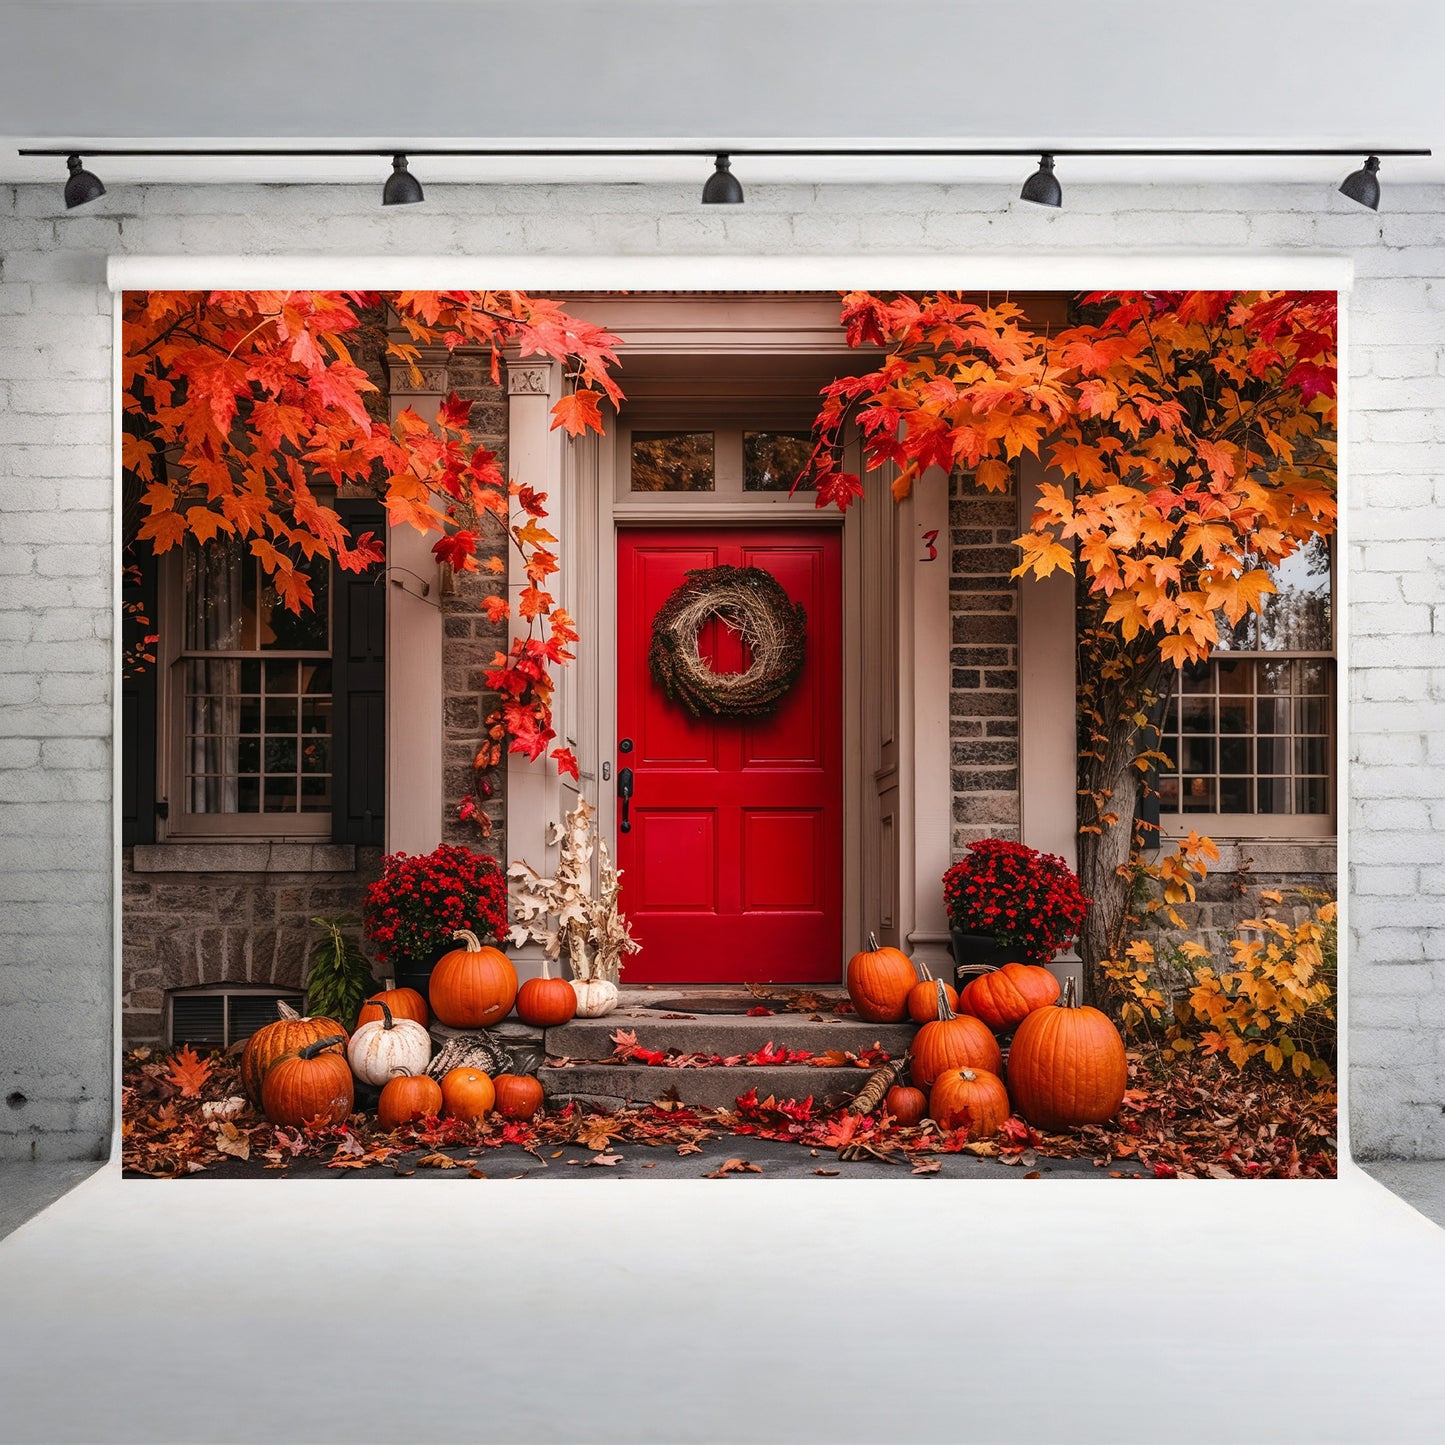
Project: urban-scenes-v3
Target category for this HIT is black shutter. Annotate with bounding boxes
[331,499,387,846]
[121,548,159,846]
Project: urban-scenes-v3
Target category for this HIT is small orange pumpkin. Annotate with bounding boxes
[493,1073,545,1120]
[240,1002,347,1105]
[357,987,430,1031]
[439,1065,496,1122]
[428,929,518,1029]
[884,1084,928,1127]
[515,956,577,1029]
[929,1066,1011,1136]
[911,981,1003,1088]
[260,1035,354,1127]
[1007,976,1128,1130]
[376,1071,444,1130]
[906,958,959,1024]
[846,933,916,1023]
[959,962,1060,1033]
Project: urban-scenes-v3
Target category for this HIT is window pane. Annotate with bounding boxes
[743,432,815,492]
[1183,776,1217,811]
[261,555,330,651]
[630,432,715,492]
[1256,535,1332,651]
[1297,778,1329,813]
[183,538,253,651]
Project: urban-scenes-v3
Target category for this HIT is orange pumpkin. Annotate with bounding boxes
[911,982,1003,1088]
[428,929,518,1028]
[959,962,1060,1033]
[376,1071,444,1130]
[846,933,916,1023]
[1007,976,1128,1130]
[515,956,577,1029]
[906,958,959,1024]
[439,1066,496,1122]
[493,1073,545,1120]
[240,1002,347,1105]
[357,987,430,1031]
[929,1066,1010,1136]
[884,1084,928,1127]
[260,1035,354,1127]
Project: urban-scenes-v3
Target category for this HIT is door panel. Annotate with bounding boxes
[617,528,842,984]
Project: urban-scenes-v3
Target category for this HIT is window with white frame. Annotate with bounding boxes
[165,536,334,837]
[625,426,816,497]
[1156,536,1334,837]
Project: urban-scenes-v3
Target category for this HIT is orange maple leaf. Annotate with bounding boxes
[166,1046,213,1098]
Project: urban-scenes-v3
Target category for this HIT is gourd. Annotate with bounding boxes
[906,959,959,1024]
[346,1001,433,1087]
[356,987,430,1031]
[240,1001,347,1105]
[845,933,916,1023]
[260,1035,354,1127]
[376,1071,444,1130]
[884,1084,928,1127]
[493,1073,546,1120]
[911,981,1003,1088]
[438,1066,496,1122]
[959,962,1060,1033]
[428,929,518,1028]
[1006,977,1128,1130]
[928,1066,1010,1137]
[516,956,578,1028]
[571,977,620,1019]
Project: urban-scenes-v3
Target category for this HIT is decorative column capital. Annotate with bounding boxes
[390,363,450,395]
[507,363,554,397]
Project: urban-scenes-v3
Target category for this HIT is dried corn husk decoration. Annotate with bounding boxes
[846,1052,910,1116]
[508,798,640,987]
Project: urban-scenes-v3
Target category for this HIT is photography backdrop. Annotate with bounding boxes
[0,1,1440,1165]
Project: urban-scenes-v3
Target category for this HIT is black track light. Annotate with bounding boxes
[382,153,424,206]
[63,154,105,209]
[701,153,744,205]
[1339,154,1381,210]
[1020,153,1062,208]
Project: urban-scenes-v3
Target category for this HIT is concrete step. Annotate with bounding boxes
[537,1062,879,1111]
[543,1009,916,1061]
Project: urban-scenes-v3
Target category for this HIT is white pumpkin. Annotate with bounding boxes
[347,1001,432,1086]
[571,978,619,1019]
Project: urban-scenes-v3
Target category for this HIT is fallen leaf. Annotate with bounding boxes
[910,1157,941,1175]
[588,1152,624,1167]
[417,1152,465,1170]
[165,1046,213,1098]
[706,1157,762,1177]
[212,1122,250,1161]
[813,1168,840,1176]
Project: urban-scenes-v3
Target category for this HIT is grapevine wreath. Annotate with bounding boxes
[648,565,807,718]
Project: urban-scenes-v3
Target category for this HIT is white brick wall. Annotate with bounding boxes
[0,178,1439,1159]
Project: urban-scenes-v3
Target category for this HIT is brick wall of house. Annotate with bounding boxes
[0,179,1437,1159]
[949,467,1021,857]
[437,356,511,851]
[121,846,382,1044]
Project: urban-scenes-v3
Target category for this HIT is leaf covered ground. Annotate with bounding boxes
[121,1047,1336,1181]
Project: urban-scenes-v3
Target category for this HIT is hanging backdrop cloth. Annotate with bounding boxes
[648,564,807,719]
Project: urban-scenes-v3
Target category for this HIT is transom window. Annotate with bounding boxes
[170,538,333,835]
[626,427,816,497]
[1157,537,1334,836]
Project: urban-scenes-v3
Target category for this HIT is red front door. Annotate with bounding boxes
[616,528,843,984]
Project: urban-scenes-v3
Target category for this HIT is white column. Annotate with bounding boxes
[504,360,568,978]
[385,360,447,855]
[1017,455,1079,873]
[900,465,954,972]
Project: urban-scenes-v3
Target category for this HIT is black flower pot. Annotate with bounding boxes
[392,939,455,1001]
[947,930,1026,991]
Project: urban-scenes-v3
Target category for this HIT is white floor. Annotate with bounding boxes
[2,1161,1443,1444]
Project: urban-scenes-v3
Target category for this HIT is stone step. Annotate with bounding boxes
[543,1009,916,1061]
[538,1062,879,1111]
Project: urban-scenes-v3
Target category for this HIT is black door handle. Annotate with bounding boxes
[615,768,632,838]
[617,766,634,833]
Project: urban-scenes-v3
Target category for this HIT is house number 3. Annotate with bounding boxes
[920,529,939,562]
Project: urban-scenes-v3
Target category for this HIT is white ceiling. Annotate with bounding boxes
[1,0,1442,186]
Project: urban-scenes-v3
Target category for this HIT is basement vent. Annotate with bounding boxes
[167,987,305,1049]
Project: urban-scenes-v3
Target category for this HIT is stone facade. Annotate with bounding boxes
[121,845,382,1044]
[948,467,1022,856]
